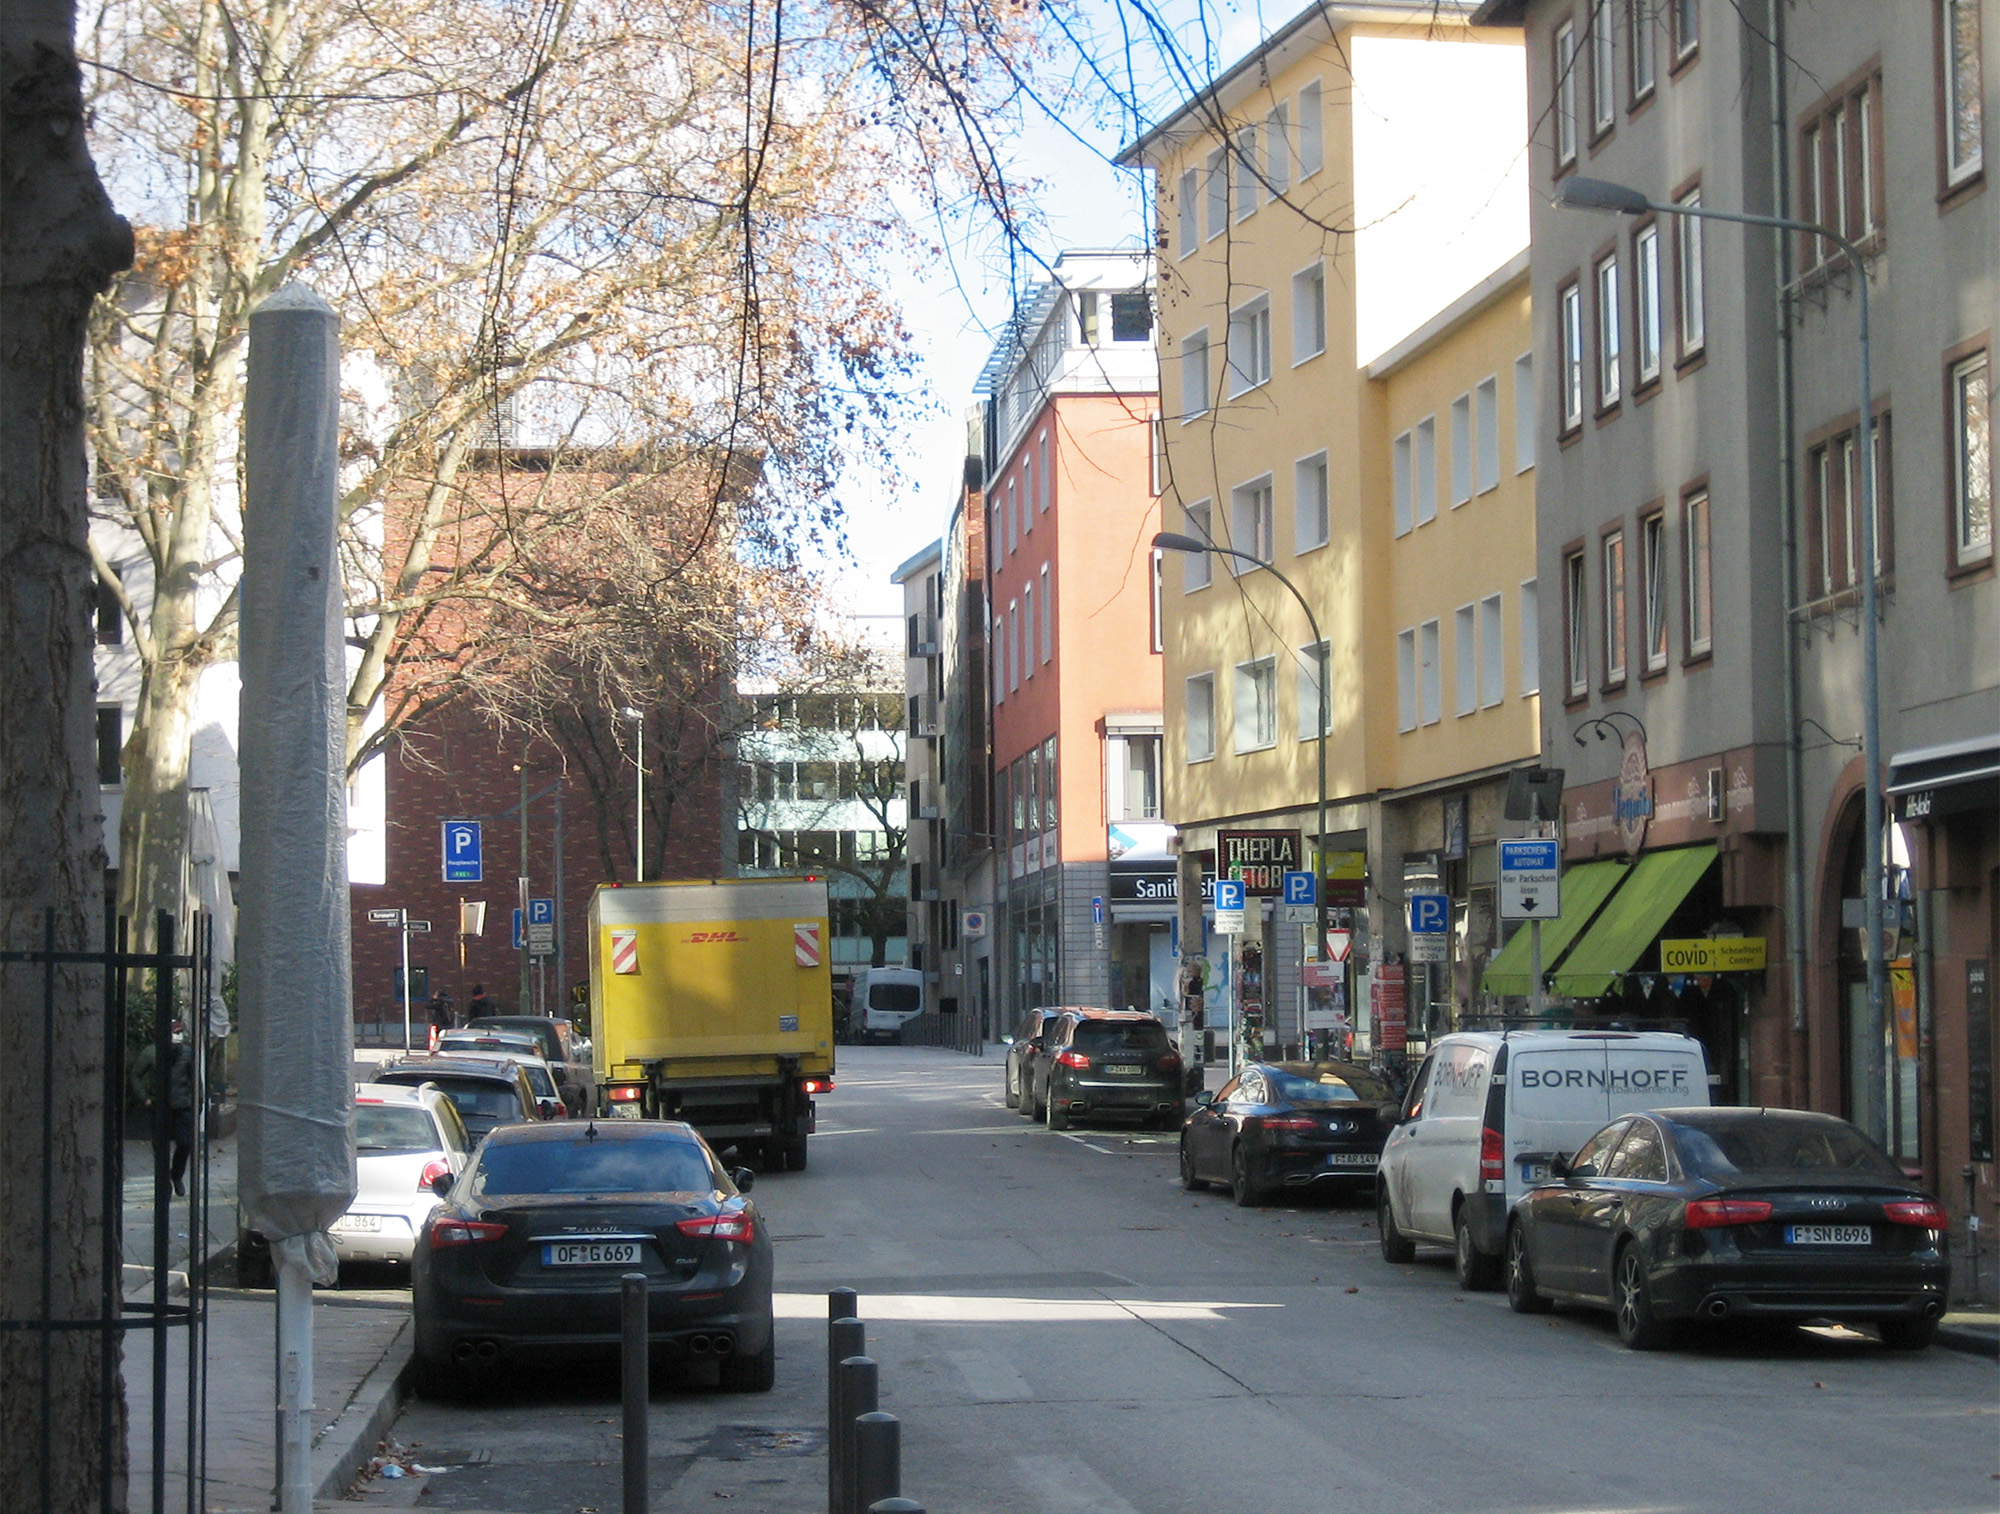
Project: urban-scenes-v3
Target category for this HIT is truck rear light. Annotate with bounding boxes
[1479,1127,1505,1183]
[1684,1197,1774,1229]
[1155,1053,1183,1073]
[801,1077,834,1094]
[608,1085,643,1103]
[1882,1199,1947,1229]
[677,1211,755,1244]
[1054,1050,1091,1070]
[419,1159,452,1191]
[430,1219,506,1248]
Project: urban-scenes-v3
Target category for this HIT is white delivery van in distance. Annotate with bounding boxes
[1376,1029,1712,1289]
[852,966,924,1043]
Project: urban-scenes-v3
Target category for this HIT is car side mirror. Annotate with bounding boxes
[429,1171,455,1197]
[1193,1090,1216,1107]
[1377,1102,1404,1126]
[730,1167,756,1193]
[1001,1036,1014,1046]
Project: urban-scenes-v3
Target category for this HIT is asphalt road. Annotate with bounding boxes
[386,1045,1999,1514]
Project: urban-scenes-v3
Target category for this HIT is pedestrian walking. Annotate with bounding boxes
[466,982,495,1023]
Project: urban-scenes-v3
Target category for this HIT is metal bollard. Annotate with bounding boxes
[827,1319,865,1514]
[620,1272,649,1514]
[835,1356,878,1514]
[829,1286,859,1327]
[853,1411,900,1512]
[869,1502,925,1513]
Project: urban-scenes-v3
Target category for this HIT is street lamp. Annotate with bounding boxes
[1556,176,1889,1140]
[1153,531,1330,1060]
[618,706,645,882]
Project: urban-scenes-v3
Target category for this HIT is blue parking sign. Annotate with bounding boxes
[442,820,482,883]
[1213,878,1246,912]
[1282,870,1316,907]
[528,897,555,925]
[1408,892,1449,936]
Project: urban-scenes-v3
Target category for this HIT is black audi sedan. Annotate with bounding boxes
[411,1120,776,1394]
[1180,1061,1396,1206]
[1504,1107,1950,1350]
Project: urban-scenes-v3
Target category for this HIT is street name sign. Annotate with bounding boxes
[367,908,402,924]
[1498,838,1561,920]
[442,820,483,883]
[405,920,432,933]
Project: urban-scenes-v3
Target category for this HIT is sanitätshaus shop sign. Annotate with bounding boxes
[1108,861,1217,905]
[1217,829,1302,896]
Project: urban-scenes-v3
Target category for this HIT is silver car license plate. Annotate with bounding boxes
[1784,1224,1872,1246]
[543,1241,642,1266]
[1325,1153,1378,1168]
[332,1214,382,1234]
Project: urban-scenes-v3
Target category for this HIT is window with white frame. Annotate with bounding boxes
[1005,479,1017,554]
[1039,562,1052,663]
[1475,376,1499,493]
[1684,491,1713,653]
[1230,477,1274,568]
[1564,550,1588,697]
[1951,350,1994,566]
[1559,281,1584,431]
[1183,501,1213,590]
[1514,352,1536,470]
[1185,673,1216,761]
[1630,0,1656,102]
[1205,146,1228,239]
[1396,628,1418,732]
[1454,603,1477,716]
[1640,512,1668,673]
[1039,430,1051,512]
[1946,0,1984,186]
[1265,103,1290,198]
[1519,578,1541,695]
[1393,430,1414,536]
[1181,329,1210,419]
[1415,415,1438,525]
[1589,0,1615,137]
[1675,190,1705,355]
[1673,0,1698,60]
[1021,583,1034,677]
[1419,619,1441,725]
[1292,261,1325,363]
[1008,600,1021,692]
[1554,20,1578,170]
[1298,81,1324,176]
[1296,640,1329,740]
[1149,413,1163,496]
[1450,393,1472,505]
[1021,454,1034,536]
[1634,222,1662,384]
[1595,253,1621,407]
[1234,657,1277,751]
[1480,594,1504,707]
[1150,549,1163,652]
[1233,127,1259,221]
[1177,169,1200,256]
[1294,452,1329,553]
[993,614,1005,703]
[1603,529,1628,684]
[1227,296,1272,394]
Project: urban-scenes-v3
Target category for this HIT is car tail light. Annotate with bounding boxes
[802,1078,834,1094]
[429,1219,507,1248]
[1684,1197,1774,1229]
[1263,1115,1318,1133]
[1479,1127,1505,1183]
[1882,1199,1948,1229]
[608,1084,643,1103]
[1155,1053,1183,1074]
[676,1210,755,1244]
[1055,1050,1091,1070]
[419,1159,452,1191]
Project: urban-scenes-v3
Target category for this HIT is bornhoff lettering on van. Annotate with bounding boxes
[1516,1065,1691,1093]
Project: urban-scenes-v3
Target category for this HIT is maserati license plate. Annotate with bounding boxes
[543,1241,642,1267]
[1784,1225,1872,1246]
[1325,1153,1378,1168]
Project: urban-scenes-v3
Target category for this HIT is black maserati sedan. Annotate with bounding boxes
[1504,1107,1950,1350]
[412,1119,775,1393]
[1179,1060,1396,1206]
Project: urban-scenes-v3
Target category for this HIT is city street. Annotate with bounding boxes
[386,1046,1999,1513]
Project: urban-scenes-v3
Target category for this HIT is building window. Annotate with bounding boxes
[1116,734,1162,820]
[1672,0,1698,63]
[1640,511,1669,673]
[1393,430,1414,536]
[1076,291,1101,346]
[1184,672,1216,760]
[1481,593,1505,707]
[1020,584,1034,678]
[1292,261,1325,363]
[1674,190,1704,358]
[1514,352,1536,470]
[1634,221,1662,385]
[1450,392,1473,505]
[1800,73,1884,268]
[95,566,123,646]
[1233,657,1277,752]
[1298,80,1324,176]
[1005,480,1017,555]
[1684,490,1713,656]
[1475,376,1500,493]
[1419,619,1441,725]
[1294,452,1329,553]
[1951,351,1994,567]
[1519,578,1541,696]
[1563,549,1589,697]
[1039,429,1051,511]
[1230,477,1274,568]
[96,706,122,787]
[1559,280,1584,431]
[1554,20,1579,171]
[1396,628,1418,732]
[1008,601,1021,692]
[1149,413,1163,496]
[1111,289,1152,342]
[1806,413,1893,599]
[1205,146,1228,240]
[1595,253,1622,407]
[1589,0,1615,137]
[1265,103,1290,198]
[1150,548,1164,652]
[1602,529,1628,685]
[1415,415,1438,524]
[1227,296,1272,394]
[1944,0,1984,187]
[1183,501,1213,590]
[1177,168,1200,256]
[1454,603,1478,717]
[1039,563,1052,662]
[1021,454,1034,536]
[1296,640,1330,741]
[1181,329,1210,419]
[1233,127,1259,221]
[1630,0,1657,103]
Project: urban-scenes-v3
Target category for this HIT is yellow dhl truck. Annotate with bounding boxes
[589,876,835,1170]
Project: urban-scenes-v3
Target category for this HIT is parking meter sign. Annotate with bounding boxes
[1498,838,1562,920]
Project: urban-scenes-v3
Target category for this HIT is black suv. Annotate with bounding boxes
[1033,1010,1183,1131]
[1003,1007,1067,1115]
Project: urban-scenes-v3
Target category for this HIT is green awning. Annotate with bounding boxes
[1551,844,1718,998]
[1479,858,1631,997]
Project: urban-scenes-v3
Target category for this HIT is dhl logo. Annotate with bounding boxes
[684,930,746,944]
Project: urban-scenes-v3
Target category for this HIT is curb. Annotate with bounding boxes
[310,1314,413,1502]
[1935,1322,2000,1359]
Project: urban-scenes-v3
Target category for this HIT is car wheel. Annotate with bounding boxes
[1875,1317,1938,1351]
[1179,1137,1208,1191]
[1613,1242,1671,1351]
[1506,1221,1552,1314]
[718,1328,777,1392]
[1047,1089,1071,1132]
[1004,1069,1019,1110]
[1028,1079,1046,1120]
[1230,1145,1262,1207]
[1377,1186,1415,1264]
[1453,1205,1501,1291]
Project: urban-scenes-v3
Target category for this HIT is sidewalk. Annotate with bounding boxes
[1937,1308,2000,1358]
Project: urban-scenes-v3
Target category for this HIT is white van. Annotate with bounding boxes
[1376,1029,1712,1288]
[853,966,925,1043]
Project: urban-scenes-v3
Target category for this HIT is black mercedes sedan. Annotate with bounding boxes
[1179,1060,1396,1206]
[1504,1107,1950,1350]
[411,1120,776,1394]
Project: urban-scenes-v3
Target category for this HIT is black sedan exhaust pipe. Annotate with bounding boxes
[1701,1298,1730,1319]
[1922,1300,1945,1320]
[452,1339,501,1366]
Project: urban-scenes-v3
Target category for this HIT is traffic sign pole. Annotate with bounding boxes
[398,908,412,1053]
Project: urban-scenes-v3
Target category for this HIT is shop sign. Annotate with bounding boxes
[1658,937,1766,973]
[1373,964,1407,1053]
[1108,861,1217,905]
[1218,829,1302,896]
[1614,728,1654,854]
[1321,850,1367,908]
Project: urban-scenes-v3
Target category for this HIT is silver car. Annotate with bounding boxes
[331,1083,472,1268]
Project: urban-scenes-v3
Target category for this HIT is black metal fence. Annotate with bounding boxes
[1,907,214,1514]
[900,1008,984,1056]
